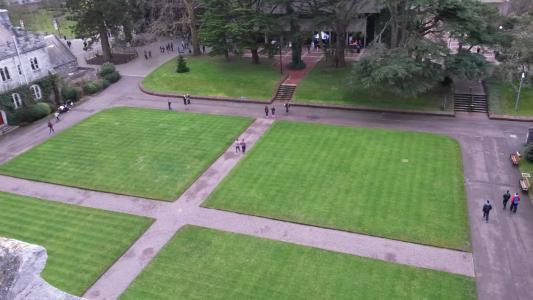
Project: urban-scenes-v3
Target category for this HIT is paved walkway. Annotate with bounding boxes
[1,75,533,299]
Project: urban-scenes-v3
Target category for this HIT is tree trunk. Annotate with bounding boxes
[185,0,201,56]
[251,48,260,64]
[335,23,346,68]
[99,23,112,62]
[287,3,303,68]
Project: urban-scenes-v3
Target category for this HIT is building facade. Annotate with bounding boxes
[0,9,77,128]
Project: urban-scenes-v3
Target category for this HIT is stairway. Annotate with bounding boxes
[273,84,296,102]
[0,125,17,136]
[454,93,488,113]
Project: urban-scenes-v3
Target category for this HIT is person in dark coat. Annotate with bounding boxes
[482,200,492,222]
[502,190,511,209]
[183,95,187,105]
[47,120,55,134]
[241,139,247,154]
[271,106,276,117]
[284,102,290,113]
[186,94,191,105]
[168,99,172,111]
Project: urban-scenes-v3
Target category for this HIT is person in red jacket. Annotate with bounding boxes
[510,193,520,214]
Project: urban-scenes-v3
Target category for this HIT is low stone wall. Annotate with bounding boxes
[0,237,84,300]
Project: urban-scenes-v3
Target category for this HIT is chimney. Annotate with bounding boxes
[0,9,12,28]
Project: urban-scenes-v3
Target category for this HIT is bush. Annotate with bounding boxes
[83,81,102,95]
[16,103,52,124]
[525,144,533,162]
[176,56,190,73]
[102,79,111,89]
[61,85,79,102]
[99,62,116,77]
[103,71,121,83]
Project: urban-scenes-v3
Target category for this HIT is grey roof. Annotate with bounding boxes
[0,9,47,61]
[44,35,76,67]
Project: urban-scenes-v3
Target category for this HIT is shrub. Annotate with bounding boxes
[16,103,52,124]
[102,79,111,89]
[104,71,121,83]
[61,85,79,102]
[525,144,533,162]
[176,56,190,73]
[99,62,116,77]
[83,81,102,95]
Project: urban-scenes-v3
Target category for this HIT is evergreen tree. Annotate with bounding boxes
[176,56,190,73]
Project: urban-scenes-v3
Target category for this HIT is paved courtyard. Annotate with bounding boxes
[1,71,533,299]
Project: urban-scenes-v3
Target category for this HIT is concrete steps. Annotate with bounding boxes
[273,84,296,102]
[454,93,488,113]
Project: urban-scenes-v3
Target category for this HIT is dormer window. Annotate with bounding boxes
[30,57,39,70]
[0,67,11,81]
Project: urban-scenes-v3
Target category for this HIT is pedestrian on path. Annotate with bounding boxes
[168,99,172,111]
[144,50,148,60]
[502,190,511,209]
[271,106,276,118]
[284,102,290,113]
[148,50,152,58]
[186,94,191,105]
[235,139,241,153]
[47,120,54,134]
[264,105,269,117]
[482,200,492,222]
[54,111,60,122]
[183,95,187,105]
[510,193,520,214]
[241,139,246,154]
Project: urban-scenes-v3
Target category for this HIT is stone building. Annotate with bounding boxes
[0,9,77,129]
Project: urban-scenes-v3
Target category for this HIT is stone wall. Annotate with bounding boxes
[0,237,84,300]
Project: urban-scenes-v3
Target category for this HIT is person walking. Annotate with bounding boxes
[186,94,191,105]
[54,111,60,122]
[241,139,247,154]
[510,193,520,214]
[264,105,269,117]
[183,95,187,105]
[235,139,241,153]
[502,190,511,209]
[148,50,152,58]
[482,200,492,222]
[284,102,290,113]
[144,50,148,60]
[168,99,172,111]
[47,120,55,134]
[271,106,276,118]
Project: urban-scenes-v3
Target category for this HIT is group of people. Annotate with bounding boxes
[167,95,192,110]
[264,103,290,118]
[482,190,521,222]
[234,139,247,154]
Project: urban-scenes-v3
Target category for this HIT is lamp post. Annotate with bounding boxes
[515,72,526,112]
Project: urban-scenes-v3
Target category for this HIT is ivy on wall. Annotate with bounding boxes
[0,75,57,125]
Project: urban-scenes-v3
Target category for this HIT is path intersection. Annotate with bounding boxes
[0,74,532,299]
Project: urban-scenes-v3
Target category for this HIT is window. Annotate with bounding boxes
[30,84,42,100]
[11,93,22,109]
[0,67,11,81]
[30,57,39,70]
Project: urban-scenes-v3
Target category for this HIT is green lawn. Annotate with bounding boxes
[9,8,76,38]
[206,121,470,250]
[121,226,476,300]
[294,61,451,111]
[0,191,152,296]
[488,83,533,116]
[142,56,281,100]
[0,108,252,200]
